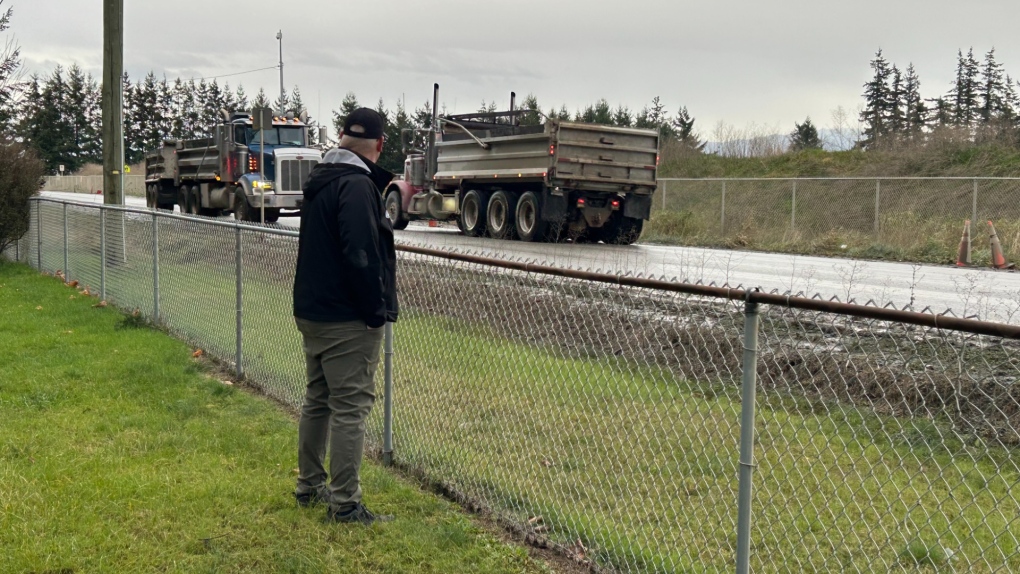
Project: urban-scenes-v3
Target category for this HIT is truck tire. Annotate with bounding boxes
[234,188,257,222]
[486,190,517,239]
[178,185,189,213]
[515,191,548,242]
[145,185,156,209]
[459,190,488,237]
[385,190,409,231]
[264,209,280,223]
[187,186,202,216]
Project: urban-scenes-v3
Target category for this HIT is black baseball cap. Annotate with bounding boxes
[343,108,386,139]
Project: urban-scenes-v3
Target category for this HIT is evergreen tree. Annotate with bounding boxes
[156,77,174,147]
[929,96,954,128]
[332,92,360,137]
[790,117,822,151]
[289,86,305,114]
[979,48,1007,124]
[379,99,415,173]
[251,87,271,109]
[949,48,980,127]
[273,89,289,114]
[517,94,542,126]
[612,104,633,128]
[671,106,704,150]
[0,2,24,135]
[902,64,927,138]
[234,85,249,113]
[412,101,433,130]
[132,72,163,157]
[888,65,905,137]
[20,67,76,171]
[634,106,653,129]
[64,65,101,166]
[860,49,893,147]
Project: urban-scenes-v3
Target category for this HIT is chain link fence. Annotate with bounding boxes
[650,178,1020,264]
[5,197,1020,573]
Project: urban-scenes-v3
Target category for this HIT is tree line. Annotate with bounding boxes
[7,65,298,173]
[858,48,1020,148]
[1,61,703,174]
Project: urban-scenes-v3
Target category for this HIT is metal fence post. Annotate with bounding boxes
[972,178,978,227]
[662,180,668,211]
[152,212,160,322]
[873,179,881,235]
[791,180,797,231]
[235,225,243,379]
[735,296,761,574]
[383,321,395,466]
[721,180,727,235]
[99,205,107,301]
[62,202,69,280]
[15,232,19,262]
[36,201,42,271]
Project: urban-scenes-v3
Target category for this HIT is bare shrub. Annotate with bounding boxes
[0,141,44,253]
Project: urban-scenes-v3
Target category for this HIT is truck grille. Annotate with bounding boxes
[279,159,317,193]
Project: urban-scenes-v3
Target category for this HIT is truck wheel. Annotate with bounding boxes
[264,209,280,223]
[145,185,155,209]
[459,190,488,237]
[188,186,202,216]
[386,190,409,231]
[486,191,517,239]
[515,191,548,242]
[178,185,189,213]
[234,189,256,222]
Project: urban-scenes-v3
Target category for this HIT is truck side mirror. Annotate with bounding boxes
[318,126,328,147]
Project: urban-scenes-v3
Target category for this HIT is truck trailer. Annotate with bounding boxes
[385,85,659,243]
[144,110,323,223]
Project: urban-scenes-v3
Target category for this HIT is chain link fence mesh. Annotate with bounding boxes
[5,197,1019,573]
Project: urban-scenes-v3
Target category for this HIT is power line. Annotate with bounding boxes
[187,65,280,83]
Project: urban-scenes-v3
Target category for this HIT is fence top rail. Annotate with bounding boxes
[30,196,300,238]
[31,196,1020,340]
[659,176,1020,182]
[398,244,1020,340]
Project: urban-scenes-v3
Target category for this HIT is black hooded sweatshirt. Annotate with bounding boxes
[293,148,397,328]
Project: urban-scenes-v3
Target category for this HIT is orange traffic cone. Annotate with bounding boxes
[988,221,1014,270]
[956,220,972,267]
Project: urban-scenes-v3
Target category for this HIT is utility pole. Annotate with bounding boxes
[276,30,285,108]
[101,0,126,267]
[102,0,124,206]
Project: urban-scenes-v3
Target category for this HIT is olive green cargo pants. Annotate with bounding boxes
[295,318,384,512]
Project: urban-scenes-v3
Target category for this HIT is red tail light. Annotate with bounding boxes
[611,199,621,210]
[576,197,586,208]
[549,145,555,156]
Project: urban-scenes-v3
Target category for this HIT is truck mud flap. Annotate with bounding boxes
[541,192,568,222]
[624,195,652,220]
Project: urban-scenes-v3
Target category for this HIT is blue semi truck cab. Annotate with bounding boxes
[144,110,323,223]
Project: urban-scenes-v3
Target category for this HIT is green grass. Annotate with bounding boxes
[15,221,1020,573]
[0,260,551,574]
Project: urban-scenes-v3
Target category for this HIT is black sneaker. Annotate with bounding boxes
[327,503,394,525]
[295,487,329,508]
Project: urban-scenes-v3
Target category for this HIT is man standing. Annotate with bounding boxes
[292,108,397,525]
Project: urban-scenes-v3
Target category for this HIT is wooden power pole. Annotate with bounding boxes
[102,0,124,206]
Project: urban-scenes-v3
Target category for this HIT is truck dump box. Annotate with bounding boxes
[434,119,658,194]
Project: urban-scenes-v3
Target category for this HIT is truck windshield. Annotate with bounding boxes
[247,126,305,146]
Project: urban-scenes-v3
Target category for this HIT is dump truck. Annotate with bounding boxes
[144,111,323,223]
[385,85,659,243]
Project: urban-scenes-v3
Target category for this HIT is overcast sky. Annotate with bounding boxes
[12,1,1020,137]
